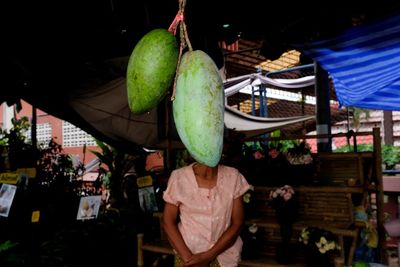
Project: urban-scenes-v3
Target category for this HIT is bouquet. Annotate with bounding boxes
[299,226,341,254]
[269,185,295,208]
[269,185,296,224]
[286,141,313,165]
[270,185,297,263]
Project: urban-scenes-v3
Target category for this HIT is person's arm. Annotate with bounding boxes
[162,202,193,263]
[185,196,245,266]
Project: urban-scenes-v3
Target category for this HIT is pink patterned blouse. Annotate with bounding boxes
[163,163,250,267]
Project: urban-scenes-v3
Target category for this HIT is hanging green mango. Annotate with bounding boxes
[173,50,224,167]
[127,29,178,114]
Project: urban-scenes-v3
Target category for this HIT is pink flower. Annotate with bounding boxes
[270,185,295,203]
[269,149,279,159]
[253,150,264,160]
[283,192,292,201]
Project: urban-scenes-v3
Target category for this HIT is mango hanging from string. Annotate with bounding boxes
[126,25,179,114]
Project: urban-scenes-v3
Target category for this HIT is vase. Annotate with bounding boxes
[305,247,332,267]
[274,200,297,225]
[275,202,296,264]
[276,221,295,264]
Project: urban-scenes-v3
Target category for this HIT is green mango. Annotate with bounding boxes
[127,29,178,114]
[173,50,224,167]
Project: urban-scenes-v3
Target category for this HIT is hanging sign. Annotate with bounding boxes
[16,168,36,178]
[136,175,153,188]
[0,172,19,185]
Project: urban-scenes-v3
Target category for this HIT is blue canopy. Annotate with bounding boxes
[300,14,400,110]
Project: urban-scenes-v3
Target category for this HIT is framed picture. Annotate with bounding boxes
[138,186,158,212]
[0,184,17,217]
[76,195,102,220]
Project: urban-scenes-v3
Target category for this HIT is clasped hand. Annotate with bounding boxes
[183,251,215,267]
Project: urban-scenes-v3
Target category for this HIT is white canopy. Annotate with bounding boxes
[69,74,316,149]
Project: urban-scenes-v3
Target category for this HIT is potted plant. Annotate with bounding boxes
[299,226,341,267]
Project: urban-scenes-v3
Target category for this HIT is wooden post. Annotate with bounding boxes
[383,111,393,145]
[137,233,144,267]
[315,62,332,152]
[373,127,387,264]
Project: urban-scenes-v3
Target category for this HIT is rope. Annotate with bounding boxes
[169,0,193,101]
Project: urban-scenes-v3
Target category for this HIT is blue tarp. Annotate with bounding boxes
[300,14,400,110]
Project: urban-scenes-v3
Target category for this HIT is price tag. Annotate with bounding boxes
[31,211,40,223]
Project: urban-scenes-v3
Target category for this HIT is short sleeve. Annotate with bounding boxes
[163,171,180,206]
[233,170,250,199]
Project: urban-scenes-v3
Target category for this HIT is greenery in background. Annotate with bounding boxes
[0,117,30,147]
[0,117,140,267]
[37,138,85,188]
[91,139,138,207]
[267,130,301,152]
[0,240,24,267]
[245,130,307,155]
[334,144,373,153]
[0,116,37,169]
[175,149,193,168]
[335,143,400,170]
[0,240,18,253]
[351,107,371,131]
[381,144,400,169]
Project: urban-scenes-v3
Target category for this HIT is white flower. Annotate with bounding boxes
[320,236,327,244]
[300,227,339,254]
[327,241,336,250]
[243,193,251,203]
[249,224,258,234]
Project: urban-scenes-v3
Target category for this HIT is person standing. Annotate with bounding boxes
[162,161,250,267]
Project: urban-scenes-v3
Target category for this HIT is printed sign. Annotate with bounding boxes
[0,184,17,217]
[31,211,40,223]
[138,186,158,212]
[76,195,102,220]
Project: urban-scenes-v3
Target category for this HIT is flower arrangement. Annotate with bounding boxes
[269,185,296,224]
[269,185,295,208]
[268,147,281,159]
[286,141,313,165]
[299,226,341,254]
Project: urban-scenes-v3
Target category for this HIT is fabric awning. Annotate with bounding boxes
[299,14,400,110]
[70,74,316,148]
[224,105,314,137]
